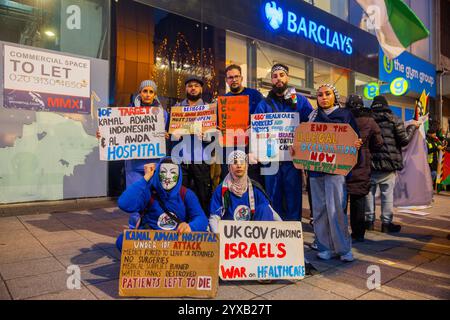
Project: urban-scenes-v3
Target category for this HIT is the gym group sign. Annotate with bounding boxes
[3,44,91,114]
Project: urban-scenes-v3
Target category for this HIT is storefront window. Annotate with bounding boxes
[314,60,349,100]
[0,0,110,59]
[226,32,248,88]
[256,41,306,96]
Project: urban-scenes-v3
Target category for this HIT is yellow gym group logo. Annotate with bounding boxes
[383,56,394,74]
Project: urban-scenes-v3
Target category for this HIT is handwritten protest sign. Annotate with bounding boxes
[292,122,358,176]
[119,230,219,298]
[250,112,299,162]
[218,96,249,147]
[97,106,166,161]
[218,221,305,281]
[168,103,217,134]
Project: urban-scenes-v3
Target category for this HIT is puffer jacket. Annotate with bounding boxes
[370,106,417,172]
[346,109,384,196]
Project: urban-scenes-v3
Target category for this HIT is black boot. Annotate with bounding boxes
[365,221,374,231]
[381,222,401,233]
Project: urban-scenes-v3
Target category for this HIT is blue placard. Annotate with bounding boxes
[379,48,436,98]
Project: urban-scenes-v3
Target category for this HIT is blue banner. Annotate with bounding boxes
[379,48,436,98]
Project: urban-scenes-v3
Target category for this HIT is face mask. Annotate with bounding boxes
[159,163,179,191]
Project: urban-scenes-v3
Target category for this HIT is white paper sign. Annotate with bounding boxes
[250,112,299,162]
[98,106,166,161]
[218,221,305,281]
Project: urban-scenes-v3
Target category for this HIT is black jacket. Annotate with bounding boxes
[347,109,384,196]
[370,106,417,172]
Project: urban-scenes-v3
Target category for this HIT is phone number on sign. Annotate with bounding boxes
[8,73,88,89]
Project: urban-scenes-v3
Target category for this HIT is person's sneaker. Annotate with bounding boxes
[317,251,333,260]
[340,251,354,262]
[381,223,401,233]
[309,240,319,251]
[365,221,374,231]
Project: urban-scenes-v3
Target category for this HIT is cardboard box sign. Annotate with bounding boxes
[168,103,217,135]
[118,230,219,298]
[97,106,166,161]
[292,122,358,176]
[217,95,249,147]
[218,221,305,281]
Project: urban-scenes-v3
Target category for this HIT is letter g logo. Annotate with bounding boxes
[383,56,394,74]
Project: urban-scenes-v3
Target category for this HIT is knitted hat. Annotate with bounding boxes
[139,80,157,93]
[370,95,389,109]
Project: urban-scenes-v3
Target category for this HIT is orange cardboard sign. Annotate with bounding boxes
[118,230,219,298]
[217,95,249,147]
[292,122,358,176]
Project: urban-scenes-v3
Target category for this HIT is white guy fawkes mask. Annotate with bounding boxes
[159,163,179,191]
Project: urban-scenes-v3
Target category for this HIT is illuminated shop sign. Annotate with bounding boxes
[264,1,353,55]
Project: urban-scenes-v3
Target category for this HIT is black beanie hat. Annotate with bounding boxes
[370,95,389,108]
[346,94,364,109]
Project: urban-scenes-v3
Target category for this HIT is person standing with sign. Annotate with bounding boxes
[97,80,170,229]
[171,76,212,215]
[254,63,313,221]
[209,150,281,233]
[222,64,265,186]
[115,157,208,251]
[299,84,361,262]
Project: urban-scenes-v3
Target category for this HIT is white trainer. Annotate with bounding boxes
[340,251,354,262]
[317,251,333,260]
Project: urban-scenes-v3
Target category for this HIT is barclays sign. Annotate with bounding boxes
[264,1,353,55]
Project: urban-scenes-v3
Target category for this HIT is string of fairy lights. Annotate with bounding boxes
[154,32,219,101]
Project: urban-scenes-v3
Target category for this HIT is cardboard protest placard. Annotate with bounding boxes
[218,221,305,281]
[168,103,217,135]
[292,122,358,176]
[217,96,249,147]
[119,230,219,298]
[97,106,166,161]
[250,112,299,162]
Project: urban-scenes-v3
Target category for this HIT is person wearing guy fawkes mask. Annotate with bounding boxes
[253,63,314,222]
[115,157,208,252]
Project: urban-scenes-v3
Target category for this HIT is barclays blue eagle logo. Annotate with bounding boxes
[265,1,283,30]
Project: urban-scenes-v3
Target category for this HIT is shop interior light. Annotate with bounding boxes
[44,30,56,37]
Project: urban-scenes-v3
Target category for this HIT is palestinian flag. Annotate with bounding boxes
[356,0,430,59]
[415,90,429,133]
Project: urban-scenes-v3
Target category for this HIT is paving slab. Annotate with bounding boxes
[0,257,65,280]
[42,239,104,257]
[303,269,371,299]
[6,270,71,300]
[80,263,120,286]
[85,279,137,300]
[0,217,26,232]
[356,286,428,300]
[33,230,86,245]
[384,270,450,300]
[260,281,346,300]
[229,280,292,296]
[411,255,450,284]
[55,250,118,269]
[26,286,98,300]
[0,244,52,264]
[0,280,11,300]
